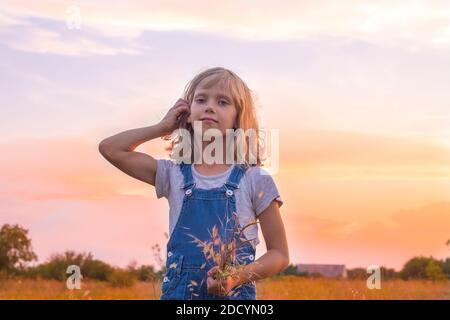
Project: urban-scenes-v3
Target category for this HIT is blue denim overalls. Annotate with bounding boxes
[160,162,257,300]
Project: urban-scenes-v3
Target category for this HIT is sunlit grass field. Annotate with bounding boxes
[1,276,448,300]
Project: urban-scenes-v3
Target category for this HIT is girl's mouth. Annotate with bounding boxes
[200,117,218,123]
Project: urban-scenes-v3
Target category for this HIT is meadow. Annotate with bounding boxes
[1,276,448,300]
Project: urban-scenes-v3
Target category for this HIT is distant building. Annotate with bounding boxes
[296,264,347,278]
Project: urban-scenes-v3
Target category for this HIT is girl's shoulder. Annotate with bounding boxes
[156,158,178,173]
[240,164,280,194]
[241,164,283,213]
[157,158,187,170]
[155,159,185,199]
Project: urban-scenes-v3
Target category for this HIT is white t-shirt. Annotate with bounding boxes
[155,159,283,248]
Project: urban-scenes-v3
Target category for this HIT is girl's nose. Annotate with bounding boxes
[204,104,215,112]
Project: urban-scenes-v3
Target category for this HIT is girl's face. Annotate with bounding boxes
[188,77,237,136]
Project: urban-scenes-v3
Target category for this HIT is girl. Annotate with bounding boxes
[99,67,289,300]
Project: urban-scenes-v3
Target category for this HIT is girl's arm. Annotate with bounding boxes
[207,200,289,295]
[98,99,190,186]
[236,200,290,283]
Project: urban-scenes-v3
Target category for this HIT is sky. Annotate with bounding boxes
[0,1,449,271]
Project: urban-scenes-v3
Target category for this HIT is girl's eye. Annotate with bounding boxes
[196,98,205,103]
[219,100,229,105]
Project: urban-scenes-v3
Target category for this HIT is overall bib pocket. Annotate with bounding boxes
[160,254,184,298]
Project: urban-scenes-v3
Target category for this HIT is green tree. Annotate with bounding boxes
[83,259,113,281]
[0,224,37,274]
[127,263,158,281]
[380,266,398,280]
[442,258,450,278]
[425,260,447,281]
[400,256,447,280]
[400,257,431,280]
[35,250,114,281]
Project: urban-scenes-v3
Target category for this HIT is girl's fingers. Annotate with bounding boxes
[174,108,189,122]
[207,266,219,277]
[207,278,224,296]
[207,277,216,294]
[168,100,187,112]
[175,102,188,109]
[173,99,189,109]
[173,105,189,118]
[175,105,189,115]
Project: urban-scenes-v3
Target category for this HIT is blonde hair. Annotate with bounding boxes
[165,67,265,166]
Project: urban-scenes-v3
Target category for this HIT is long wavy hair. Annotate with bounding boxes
[164,67,266,166]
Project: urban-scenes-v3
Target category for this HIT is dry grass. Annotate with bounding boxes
[257,276,450,300]
[0,278,163,300]
[0,276,448,300]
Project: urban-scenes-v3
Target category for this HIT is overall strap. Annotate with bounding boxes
[179,162,195,190]
[224,164,248,190]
